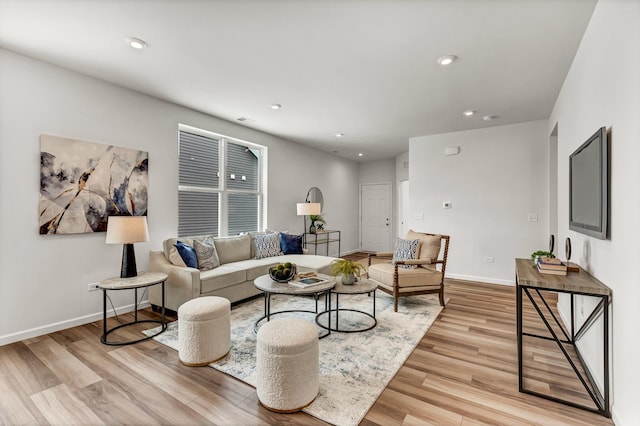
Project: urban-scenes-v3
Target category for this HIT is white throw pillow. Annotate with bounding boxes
[254,232,283,259]
[193,236,220,270]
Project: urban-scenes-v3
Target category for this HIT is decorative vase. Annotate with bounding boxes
[342,272,355,285]
[309,222,316,234]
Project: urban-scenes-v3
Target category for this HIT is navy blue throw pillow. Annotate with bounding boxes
[175,241,198,268]
[280,232,303,255]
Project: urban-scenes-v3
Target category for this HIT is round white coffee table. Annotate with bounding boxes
[316,278,377,333]
[253,274,335,338]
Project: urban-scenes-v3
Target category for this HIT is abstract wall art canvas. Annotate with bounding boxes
[40,135,148,235]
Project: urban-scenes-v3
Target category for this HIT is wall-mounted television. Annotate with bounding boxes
[569,126,608,239]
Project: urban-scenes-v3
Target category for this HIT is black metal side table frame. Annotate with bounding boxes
[254,290,332,339]
[316,281,377,333]
[515,258,611,418]
[99,273,168,346]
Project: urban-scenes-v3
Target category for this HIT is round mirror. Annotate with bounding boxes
[306,187,323,210]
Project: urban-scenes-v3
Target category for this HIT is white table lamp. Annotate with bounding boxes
[106,216,149,278]
[297,202,321,234]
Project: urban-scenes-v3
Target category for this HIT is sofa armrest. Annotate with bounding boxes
[148,250,201,311]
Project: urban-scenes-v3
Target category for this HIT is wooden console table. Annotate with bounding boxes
[303,230,340,257]
[515,258,611,417]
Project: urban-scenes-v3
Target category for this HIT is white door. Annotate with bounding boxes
[360,183,392,252]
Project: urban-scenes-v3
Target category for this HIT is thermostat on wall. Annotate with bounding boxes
[444,146,460,156]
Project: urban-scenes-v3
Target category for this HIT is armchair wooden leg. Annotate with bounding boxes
[439,287,445,306]
[393,286,399,312]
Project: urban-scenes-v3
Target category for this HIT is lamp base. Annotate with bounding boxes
[121,243,138,278]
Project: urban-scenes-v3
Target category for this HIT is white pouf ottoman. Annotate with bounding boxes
[178,296,230,366]
[256,318,319,412]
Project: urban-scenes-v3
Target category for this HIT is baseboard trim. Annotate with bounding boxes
[0,301,150,346]
[446,273,514,286]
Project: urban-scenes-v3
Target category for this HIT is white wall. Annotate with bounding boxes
[395,152,410,237]
[409,120,549,284]
[0,48,359,344]
[549,0,640,423]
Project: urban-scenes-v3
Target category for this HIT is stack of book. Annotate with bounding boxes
[536,257,567,275]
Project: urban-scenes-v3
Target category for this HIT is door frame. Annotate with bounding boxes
[359,182,393,252]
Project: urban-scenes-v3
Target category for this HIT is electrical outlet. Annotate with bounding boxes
[87,282,100,292]
[484,257,495,263]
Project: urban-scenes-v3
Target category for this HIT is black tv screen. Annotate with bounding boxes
[569,127,608,239]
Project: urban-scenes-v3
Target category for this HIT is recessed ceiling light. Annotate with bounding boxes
[463,110,476,117]
[270,104,282,110]
[237,117,255,122]
[358,153,364,157]
[126,37,148,50]
[437,55,458,66]
[483,115,498,121]
[335,133,344,138]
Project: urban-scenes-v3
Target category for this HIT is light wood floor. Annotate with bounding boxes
[0,279,613,425]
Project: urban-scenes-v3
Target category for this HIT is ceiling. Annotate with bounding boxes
[0,0,597,161]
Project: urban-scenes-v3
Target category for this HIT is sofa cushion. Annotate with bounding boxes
[273,254,336,275]
[280,232,304,255]
[254,232,283,259]
[406,230,441,268]
[175,241,198,268]
[214,234,251,265]
[168,248,187,267]
[231,258,280,281]
[164,236,205,265]
[193,236,220,271]
[392,238,420,269]
[200,265,248,293]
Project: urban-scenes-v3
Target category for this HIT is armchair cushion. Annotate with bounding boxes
[392,238,420,269]
[368,263,441,289]
[406,230,441,268]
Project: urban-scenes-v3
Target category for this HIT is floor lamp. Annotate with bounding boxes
[106,216,150,278]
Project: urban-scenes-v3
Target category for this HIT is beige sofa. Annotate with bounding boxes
[148,234,337,311]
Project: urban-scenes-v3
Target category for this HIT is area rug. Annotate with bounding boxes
[144,291,442,426]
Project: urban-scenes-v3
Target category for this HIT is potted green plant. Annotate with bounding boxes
[531,250,555,265]
[309,214,325,234]
[330,258,367,285]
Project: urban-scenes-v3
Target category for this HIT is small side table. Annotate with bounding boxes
[98,272,168,346]
[303,230,341,257]
[253,274,335,339]
[316,278,377,333]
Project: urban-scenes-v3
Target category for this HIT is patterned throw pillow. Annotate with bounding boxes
[254,232,283,259]
[174,241,198,268]
[193,236,220,271]
[392,238,420,269]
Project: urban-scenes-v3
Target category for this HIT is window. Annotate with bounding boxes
[178,125,265,237]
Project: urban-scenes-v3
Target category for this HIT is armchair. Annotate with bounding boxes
[367,231,449,312]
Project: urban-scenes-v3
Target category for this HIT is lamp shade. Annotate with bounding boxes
[105,216,149,244]
[296,202,321,216]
